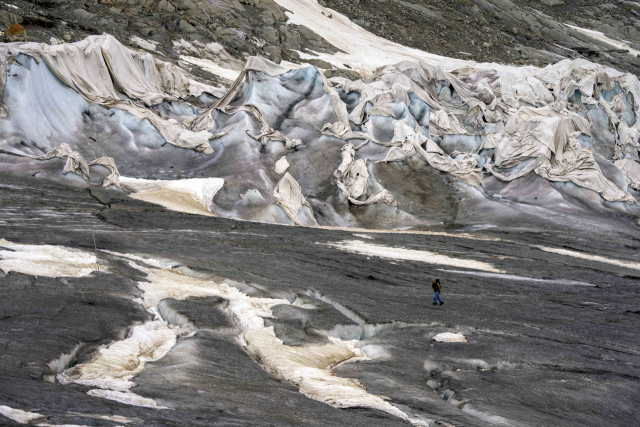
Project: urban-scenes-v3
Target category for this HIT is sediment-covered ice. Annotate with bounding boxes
[11,244,423,424]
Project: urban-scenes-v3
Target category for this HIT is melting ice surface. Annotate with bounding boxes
[0,240,431,426]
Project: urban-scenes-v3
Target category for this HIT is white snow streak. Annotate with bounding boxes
[433,333,467,343]
[437,269,595,287]
[538,246,640,271]
[274,0,530,77]
[326,240,504,273]
[180,55,241,82]
[0,406,44,424]
[567,25,640,58]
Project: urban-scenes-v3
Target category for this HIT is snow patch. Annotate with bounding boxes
[0,405,44,424]
[274,0,531,77]
[433,333,467,343]
[130,36,157,51]
[274,0,446,74]
[326,240,504,273]
[360,345,392,360]
[180,55,241,82]
[87,389,163,409]
[567,25,640,58]
[58,320,184,392]
[0,239,97,277]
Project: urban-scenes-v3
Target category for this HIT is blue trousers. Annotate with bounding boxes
[434,291,443,304]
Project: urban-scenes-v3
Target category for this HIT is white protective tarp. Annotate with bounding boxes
[0,35,224,154]
[483,106,634,203]
[273,172,313,225]
[615,159,640,191]
[377,121,483,187]
[0,143,121,188]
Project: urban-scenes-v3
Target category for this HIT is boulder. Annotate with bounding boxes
[4,23,26,42]
[257,26,278,44]
[73,9,96,20]
[263,45,282,62]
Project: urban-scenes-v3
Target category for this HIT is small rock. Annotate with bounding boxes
[4,23,26,42]
[73,9,96,20]
[483,42,491,48]
[306,58,333,69]
[158,0,175,12]
[297,25,321,42]
[263,45,282,63]
[179,19,197,33]
[257,26,279,44]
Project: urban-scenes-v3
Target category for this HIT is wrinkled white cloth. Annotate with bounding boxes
[335,143,356,178]
[615,158,640,191]
[221,104,300,148]
[274,172,312,225]
[378,121,483,187]
[0,35,222,154]
[88,157,121,188]
[1,143,122,188]
[485,107,635,204]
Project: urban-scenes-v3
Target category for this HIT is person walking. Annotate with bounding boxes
[432,279,443,305]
